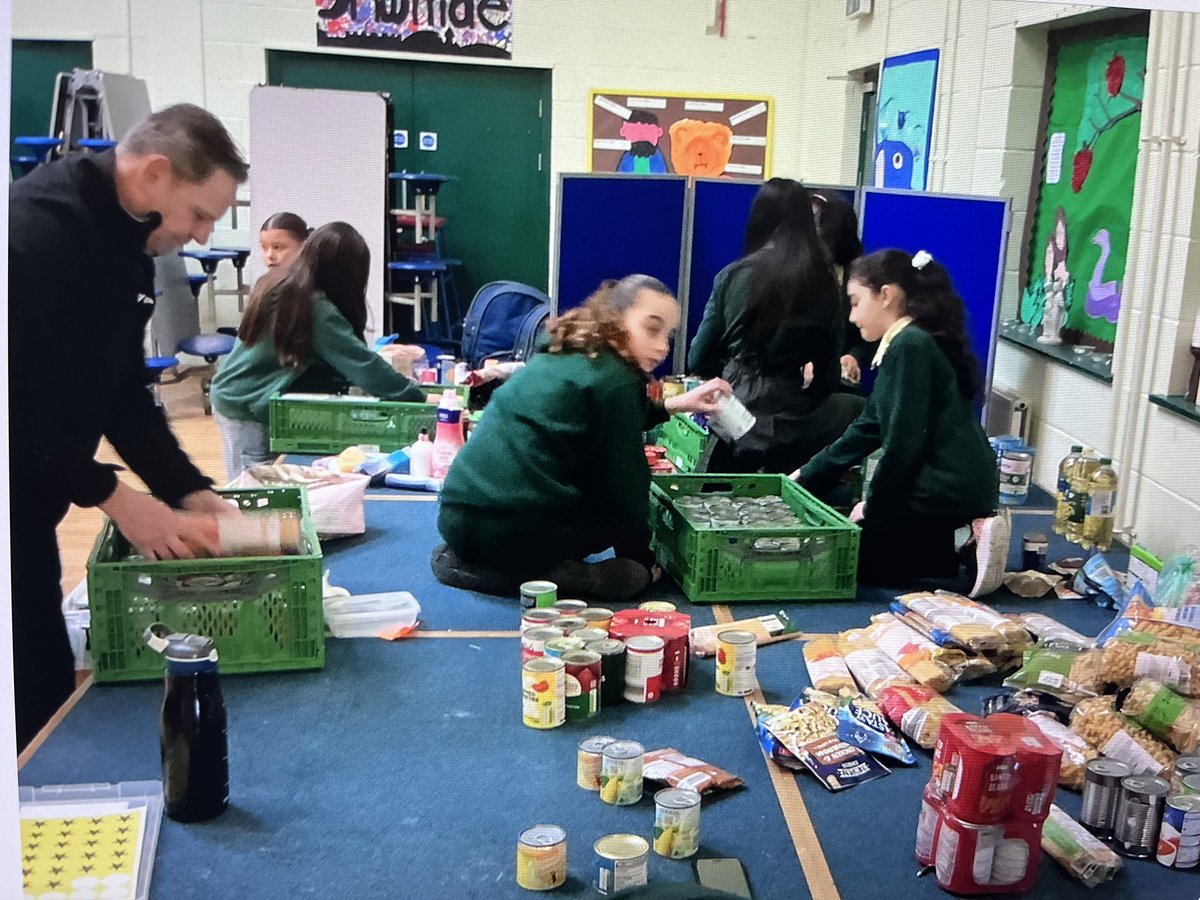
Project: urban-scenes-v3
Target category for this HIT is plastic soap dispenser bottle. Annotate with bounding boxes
[408,428,434,478]
[431,391,465,479]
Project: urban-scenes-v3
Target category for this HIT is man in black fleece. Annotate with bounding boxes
[8,104,248,749]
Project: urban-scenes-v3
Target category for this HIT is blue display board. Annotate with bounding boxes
[859,188,1010,407]
[685,179,859,371]
[555,174,688,371]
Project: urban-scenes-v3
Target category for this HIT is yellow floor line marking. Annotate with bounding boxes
[714,604,841,900]
[411,630,518,638]
[19,675,93,771]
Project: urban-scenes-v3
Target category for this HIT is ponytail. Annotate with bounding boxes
[848,249,982,400]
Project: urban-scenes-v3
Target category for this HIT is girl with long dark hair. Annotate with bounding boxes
[688,178,863,472]
[794,249,1006,592]
[211,221,425,477]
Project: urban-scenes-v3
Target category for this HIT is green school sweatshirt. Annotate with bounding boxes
[211,292,425,424]
[800,325,998,520]
[440,348,663,545]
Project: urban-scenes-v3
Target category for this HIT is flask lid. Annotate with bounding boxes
[144,623,219,663]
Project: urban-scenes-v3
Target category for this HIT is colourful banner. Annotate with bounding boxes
[317,0,513,59]
[873,49,940,192]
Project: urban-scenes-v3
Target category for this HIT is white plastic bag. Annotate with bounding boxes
[226,464,369,540]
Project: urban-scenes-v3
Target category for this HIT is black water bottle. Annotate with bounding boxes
[145,624,229,822]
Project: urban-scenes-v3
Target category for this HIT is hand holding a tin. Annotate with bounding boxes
[664,377,731,416]
[101,481,223,560]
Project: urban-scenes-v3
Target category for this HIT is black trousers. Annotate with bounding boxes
[10,494,77,752]
[855,511,966,587]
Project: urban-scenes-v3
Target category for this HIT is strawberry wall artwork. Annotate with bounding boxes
[1020,20,1148,349]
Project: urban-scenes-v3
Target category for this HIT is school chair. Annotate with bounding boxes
[176,271,234,415]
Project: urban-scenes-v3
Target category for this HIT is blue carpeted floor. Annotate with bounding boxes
[24,493,1176,899]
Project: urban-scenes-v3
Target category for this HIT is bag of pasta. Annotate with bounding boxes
[802,637,856,695]
[861,614,957,692]
[877,685,963,749]
[1116,677,1200,754]
[894,590,1029,653]
[1100,629,1200,697]
[1069,695,1176,777]
[837,632,918,699]
[1025,712,1099,790]
[1003,641,1108,703]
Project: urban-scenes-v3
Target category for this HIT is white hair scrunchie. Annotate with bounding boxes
[911,250,933,270]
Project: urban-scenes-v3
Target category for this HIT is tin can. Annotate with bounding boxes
[661,376,685,398]
[653,788,701,859]
[1157,794,1200,868]
[1113,774,1169,858]
[933,807,1040,893]
[999,450,1034,505]
[1081,758,1132,838]
[594,834,649,895]
[587,638,626,708]
[1172,756,1200,794]
[682,376,703,392]
[915,786,942,866]
[622,635,665,704]
[522,658,565,729]
[638,601,676,612]
[571,628,609,647]
[577,736,617,791]
[520,580,558,609]
[516,824,567,891]
[436,354,456,384]
[551,616,588,634]
[1184,773,1200,795]
[715,630,757,697]
[1021,532,1048,572]
[989,434,1024,464]
[708,392,755,442]
[610,610,690,693]
[521,626,565,663]
[600,740,644,806]
[553,599,588,615]
[563,650,602,720]
[930,714,1019,824]
[580,608,614,632]
[521,608,560,634]
[543,636,585,659]
[989,713,1060,822]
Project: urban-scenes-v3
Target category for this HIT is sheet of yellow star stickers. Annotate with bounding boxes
[19,801,146,900]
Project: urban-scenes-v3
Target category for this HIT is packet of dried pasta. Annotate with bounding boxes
[802,636,856,694]
[1003,641,1108,703]
[1117,677,1200,754]
[1041,804,1123,887]
[1069,695,1176,776]
[838,632,918,698]
[861,614,957,692]
[1025,712,1099,790]
[877,685,963,749]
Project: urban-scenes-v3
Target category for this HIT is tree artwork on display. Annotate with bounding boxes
[1021,24,1147,349]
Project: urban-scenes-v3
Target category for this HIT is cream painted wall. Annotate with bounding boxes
[13,0,1200,555]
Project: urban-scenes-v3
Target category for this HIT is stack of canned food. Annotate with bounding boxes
[1080,756,1200,869]
[672,493,803,530]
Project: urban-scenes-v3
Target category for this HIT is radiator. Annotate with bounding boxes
[986,387,1030,442]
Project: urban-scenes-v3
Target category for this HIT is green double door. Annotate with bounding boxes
[266,51,552,321]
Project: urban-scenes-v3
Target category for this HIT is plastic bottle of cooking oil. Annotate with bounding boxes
[1052,445,1084,536]
[1064,449,1102,546]
[1082,458,1118,552]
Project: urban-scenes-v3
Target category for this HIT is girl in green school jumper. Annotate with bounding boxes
[794,249,1005,590]
[211,222,425,478]
[433,275,730,602]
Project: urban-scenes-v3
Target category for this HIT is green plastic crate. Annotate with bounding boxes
[269,393,440,453]
[659,414,709,474]
[649,474,860,603]
[86,487,324,682]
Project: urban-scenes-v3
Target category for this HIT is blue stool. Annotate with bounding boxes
[145,355,179,408]
[388,256,461,336]
[180,248,238,329]
[78,138,118,151]
[212,247,251,312]
[176,334,235,415]
[11,136,62,177]
[389,172,452,245]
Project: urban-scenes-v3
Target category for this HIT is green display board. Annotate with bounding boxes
[1021,23,1147,348]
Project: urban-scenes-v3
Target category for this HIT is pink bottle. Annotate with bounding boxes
[430,391,465,479]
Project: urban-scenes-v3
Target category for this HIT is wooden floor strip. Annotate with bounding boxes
[411,630,519,639]
[713,604,841,900]
[18,675,93,771]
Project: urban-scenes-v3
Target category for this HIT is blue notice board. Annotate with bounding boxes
[555,175,688,372]
[859,188,1011,406]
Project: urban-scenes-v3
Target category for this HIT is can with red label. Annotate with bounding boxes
[563,650,602,720]
[623,635,665,704]
[989,713,1061,822]
[521,608,560,634]
[915,786,942,866]
[609,610,690,693]
[521,626,564,663]
[1157,794,1200,869]
[930,714,1019,825]
[933,806,1041,894]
